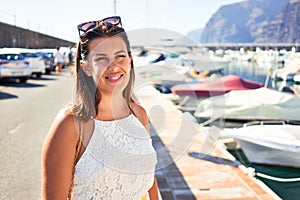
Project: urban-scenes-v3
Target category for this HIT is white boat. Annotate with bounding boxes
[273,70,296,81]
[222,122,300,168]
[135,63,194,86]
[135,56,213,93]
[293,73,300,83]
[171,74,263,112]
[194,87,300,122]
[181,52,225,73]
[272,59,300,81]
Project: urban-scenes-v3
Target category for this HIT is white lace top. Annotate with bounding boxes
[71,114,157,200]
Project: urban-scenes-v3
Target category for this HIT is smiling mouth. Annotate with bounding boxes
[105,74,124,82]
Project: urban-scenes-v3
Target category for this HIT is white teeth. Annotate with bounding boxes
[106,74,124,81]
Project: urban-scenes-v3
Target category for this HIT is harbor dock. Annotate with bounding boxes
[135,75,281,200]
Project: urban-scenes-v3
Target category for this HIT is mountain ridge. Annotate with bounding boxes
[194,0,298,43]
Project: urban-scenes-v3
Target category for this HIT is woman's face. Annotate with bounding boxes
[87,36,131,95]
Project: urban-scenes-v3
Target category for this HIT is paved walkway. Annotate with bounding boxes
[134,75,281,200]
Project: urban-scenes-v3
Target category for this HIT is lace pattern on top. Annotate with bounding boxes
[72,114,157,200]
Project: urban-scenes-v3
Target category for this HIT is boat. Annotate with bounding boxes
[194,87,300,122]
[170,74,264,112]
[293,73,300,83]
[182,51,225,73]
[135,54,213,93]
[272,60,300,81]
[171,74,263,97]
[221,122,300,168]
[276,80,300,94]
[274,70,296,81]
[135,62,196,93]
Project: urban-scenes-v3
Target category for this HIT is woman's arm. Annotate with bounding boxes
[148,176,159,200]
[41,109,79,200]
[131,103,160,200]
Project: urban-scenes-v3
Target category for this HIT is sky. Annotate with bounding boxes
[0,0,243,43]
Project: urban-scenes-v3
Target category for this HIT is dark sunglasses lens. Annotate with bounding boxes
[81,22,96,31]
[104,17,120,25]
[78,17,121,35]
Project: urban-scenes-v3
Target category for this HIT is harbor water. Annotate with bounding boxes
[229,149,300,200]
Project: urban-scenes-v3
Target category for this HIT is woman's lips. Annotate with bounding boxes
[105,74,124,83]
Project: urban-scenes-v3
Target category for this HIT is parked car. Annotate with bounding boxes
[4,48,46,78]
[0,50,31,83]
[35,50,55,74]
[19,51,46,78]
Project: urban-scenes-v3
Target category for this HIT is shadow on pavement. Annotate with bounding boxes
[0,91,18,100]
[30,76,58,81]
[0,80,46,88]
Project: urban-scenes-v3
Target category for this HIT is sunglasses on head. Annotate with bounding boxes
[77,16,122,36]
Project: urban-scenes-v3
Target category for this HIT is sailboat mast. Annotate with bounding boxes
[114,0,117,15]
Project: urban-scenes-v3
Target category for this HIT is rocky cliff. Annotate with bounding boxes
[260,0,300,43]
[200,0,294,43]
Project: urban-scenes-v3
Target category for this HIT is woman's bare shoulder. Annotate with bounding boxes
[43,107,79,151]
[130,102,149,131]
[52,107,77,133]
[41,108,79,199]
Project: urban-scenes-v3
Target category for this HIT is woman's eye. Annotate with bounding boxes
[116,55,126,58]
[95,57,109,63]
[95,57,106,61]
[115,55,126,62]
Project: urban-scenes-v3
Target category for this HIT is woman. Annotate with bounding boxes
[53,46,64,75]
[41,16,159,200]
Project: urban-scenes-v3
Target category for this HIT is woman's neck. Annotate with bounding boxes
[95,94,131,120]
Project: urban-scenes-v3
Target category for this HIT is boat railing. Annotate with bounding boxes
[243,120,286,127]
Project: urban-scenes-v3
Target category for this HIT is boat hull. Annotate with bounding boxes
[194,87,300,122]
[237,140,300,168]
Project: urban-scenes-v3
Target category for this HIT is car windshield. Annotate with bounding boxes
[36,52,53,59]
[20,52,39,58]
[0,54,25,60]
[45,52,53,58]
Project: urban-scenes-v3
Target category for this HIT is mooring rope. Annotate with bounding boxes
[255,172,300,182]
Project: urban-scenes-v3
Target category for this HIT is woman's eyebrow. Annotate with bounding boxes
[93,53,107,57]
[115,50,126,55]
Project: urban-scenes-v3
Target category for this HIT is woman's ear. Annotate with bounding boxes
[80,60,92,76]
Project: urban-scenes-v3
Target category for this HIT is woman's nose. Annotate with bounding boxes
[107,59,117,70]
